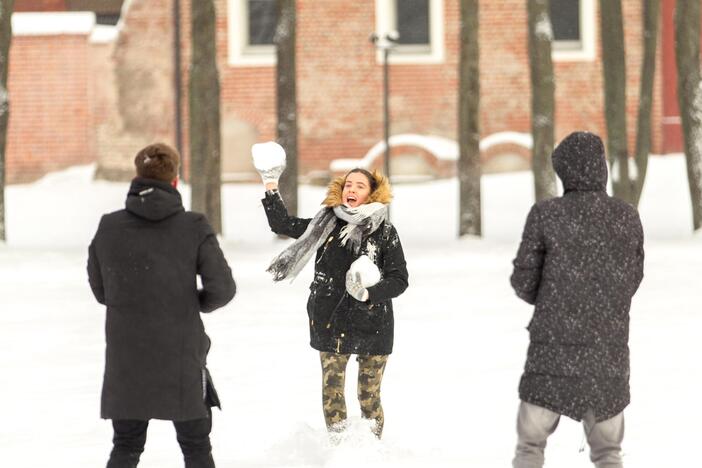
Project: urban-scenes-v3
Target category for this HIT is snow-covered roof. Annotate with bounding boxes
[89,25,118,44]
[329,132,533,172]
[12,12,96,37]
[479,131,533,151]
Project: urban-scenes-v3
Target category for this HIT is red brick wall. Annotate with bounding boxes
[15,0,68,11]
[5,0,670,183]
[7,33,93,183]
[210,0,459,173]
[547,0,664,155]
[212,0,665,175]
[211,0,461,173]
[15,0,123,12]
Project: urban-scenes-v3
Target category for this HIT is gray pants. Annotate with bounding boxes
[512,401,625,468]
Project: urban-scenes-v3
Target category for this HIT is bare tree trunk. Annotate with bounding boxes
[275,0,298,216]
[189,0,222,233]
[458,0,481,237]
[675,0,702,231]
[527,0,557,201]
[600,0,632,203]
[0,0,14,242]
[632,0,660,207]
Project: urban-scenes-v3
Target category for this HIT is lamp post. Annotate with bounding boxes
[173,0,184,178]
[370,32,398,184]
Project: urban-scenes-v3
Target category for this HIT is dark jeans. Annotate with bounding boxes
[106,409,214,468]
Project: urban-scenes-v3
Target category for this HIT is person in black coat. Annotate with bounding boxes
[87,143,236,468]
[253,145,408,438]
[510,132,644,468]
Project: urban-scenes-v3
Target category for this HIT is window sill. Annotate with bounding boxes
[552,48,596,62]
[228,52,276,67]
[376,48,445,65]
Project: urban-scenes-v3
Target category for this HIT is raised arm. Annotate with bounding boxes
[510,204,546,305]
[252,142,311,238]
[261,190,311,239]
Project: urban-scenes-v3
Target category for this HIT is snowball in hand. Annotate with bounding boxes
[349,255,381,288]
[252,141,287,171]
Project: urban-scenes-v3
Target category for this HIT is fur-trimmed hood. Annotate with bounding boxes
[322,170,393,207]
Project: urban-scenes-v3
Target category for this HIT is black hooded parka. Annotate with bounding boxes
[510,132,644,422]
[88,177,236,421]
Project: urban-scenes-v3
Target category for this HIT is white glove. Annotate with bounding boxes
[349,255,381,288]
[346,271,369,302]
[252,141,287,185]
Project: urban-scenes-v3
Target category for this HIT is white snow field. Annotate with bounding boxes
[1,155,700,468]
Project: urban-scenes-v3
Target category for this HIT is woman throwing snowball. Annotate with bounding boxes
[254,142,408,439]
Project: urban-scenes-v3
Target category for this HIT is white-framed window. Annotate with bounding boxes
[228,0,277,67]
[550,0,596,61]
[374,0,445,64]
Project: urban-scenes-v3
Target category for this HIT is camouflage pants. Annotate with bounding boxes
[320,351,389,438]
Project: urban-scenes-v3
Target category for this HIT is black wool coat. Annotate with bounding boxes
[262,192,408,355]
[88,177,236,421]
[511,132,644,422]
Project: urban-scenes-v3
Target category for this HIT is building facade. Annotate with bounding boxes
[5,0,684,183]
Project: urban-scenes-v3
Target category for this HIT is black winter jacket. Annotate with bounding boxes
[262,191,408,355]
[88,178,236,421]
[511,132,644,422]
[511,132,644,421]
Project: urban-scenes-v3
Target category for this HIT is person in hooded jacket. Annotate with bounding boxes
[510,132,644,468]
[256,153,408,439]
[87,143,236,468]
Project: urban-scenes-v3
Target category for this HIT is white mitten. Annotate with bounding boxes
[252,141,287,185]
[346,271,369,302]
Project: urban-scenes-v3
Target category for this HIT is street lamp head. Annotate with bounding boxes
[370,31,400,50]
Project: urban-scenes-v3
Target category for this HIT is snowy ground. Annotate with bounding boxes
[1,155,700,467]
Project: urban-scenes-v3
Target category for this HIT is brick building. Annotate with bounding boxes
[4,0,686,183]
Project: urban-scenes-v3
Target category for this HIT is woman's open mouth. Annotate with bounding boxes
[346,195,358,205]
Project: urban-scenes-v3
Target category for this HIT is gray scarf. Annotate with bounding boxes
[267,202,388,282]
